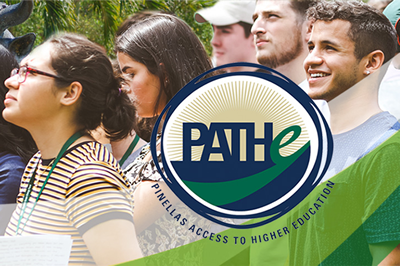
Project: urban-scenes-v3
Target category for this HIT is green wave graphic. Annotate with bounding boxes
[182,141,310,206]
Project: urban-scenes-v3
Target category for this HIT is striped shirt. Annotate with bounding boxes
[5,141,134,265]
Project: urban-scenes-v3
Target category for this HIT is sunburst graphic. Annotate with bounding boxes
[164,75,309,161]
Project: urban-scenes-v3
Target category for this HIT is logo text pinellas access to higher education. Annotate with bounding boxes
[151,63,332,229]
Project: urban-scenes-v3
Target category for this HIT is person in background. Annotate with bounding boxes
[378,0,400,120]
[252,0,316,85]
[115,13,213,259]
[289,1,400,265]
[106,11,162,170]
[0,45,36,235]
[305,0,398,179]
[3,33,142,265]
[249,2,324,264]
[195,0,258,72]
[110,60,147,169]
[116,10,160,144]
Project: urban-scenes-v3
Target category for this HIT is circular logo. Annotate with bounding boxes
[151,63,332,229]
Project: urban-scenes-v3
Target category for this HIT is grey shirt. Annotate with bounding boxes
[322,111,398,182]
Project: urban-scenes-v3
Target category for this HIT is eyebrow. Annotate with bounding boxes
[20,57,39,69]
[253,10,281,20]
[21,63,40,70]
[215,25,233,30]
[308,40,339,47]
[121,66,131,73]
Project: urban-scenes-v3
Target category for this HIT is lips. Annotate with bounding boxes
[256,39,269,47]
[308,70,331,79]
[307,70,331,87]
[214,51,224,57]
[5,93,16,101]
[4,93,17,105]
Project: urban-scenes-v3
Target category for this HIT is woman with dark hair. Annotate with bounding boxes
[115,13,213,256]
[109,60,147,169]
[0,45,36,234]
[108,11,162,170]
[3,33,142,265]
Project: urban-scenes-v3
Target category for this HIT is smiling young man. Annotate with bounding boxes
[288,1,400,265]
[195,0,257,72]
[305,0,398,164]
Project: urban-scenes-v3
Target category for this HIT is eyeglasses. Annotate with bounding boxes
[10,65,65,84]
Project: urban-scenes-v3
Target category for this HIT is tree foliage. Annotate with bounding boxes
[5,0,215,57]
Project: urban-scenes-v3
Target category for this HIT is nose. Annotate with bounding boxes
[251,18,266,36]
[211,32,221,48]
[4,74,20,90]
[304,48,324,71]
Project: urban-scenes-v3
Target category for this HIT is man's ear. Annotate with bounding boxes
[304,20,313,43]
[60,81,83,106]
[364,50,385,75]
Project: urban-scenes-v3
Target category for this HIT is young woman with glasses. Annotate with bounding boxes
[115,13,213,257]
[3,33,142,265]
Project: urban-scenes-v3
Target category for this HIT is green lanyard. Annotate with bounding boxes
[15,131,83,236]
[119,134,140,167]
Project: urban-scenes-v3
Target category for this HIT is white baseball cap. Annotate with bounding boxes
[195,0,256,26]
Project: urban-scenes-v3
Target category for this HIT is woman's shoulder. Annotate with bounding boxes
[65,142,131,190]
[61,141,125,182]
[0,152,25,168]
[123,141,165,187]
[65,141,119,166]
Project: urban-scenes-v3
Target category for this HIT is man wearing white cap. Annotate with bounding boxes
[195,0,258,72]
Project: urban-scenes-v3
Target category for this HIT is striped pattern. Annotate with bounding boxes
[5,142,134,265]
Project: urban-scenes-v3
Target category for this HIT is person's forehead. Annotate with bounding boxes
[311,20,352,42]
[213,23,246,34]
[20,43,53,69]
[255,0,294,15]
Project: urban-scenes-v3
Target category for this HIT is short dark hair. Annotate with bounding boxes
[307,0,397,65]
[48,33,136,141]
[289,0,318,23]
[115,14,213,117]
[238,21,253,38]
[0,45,36,162]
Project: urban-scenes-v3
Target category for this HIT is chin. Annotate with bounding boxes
[307,90,326,101]
[215,60,227,67]
[2,109,14,123]
[2,113,22,128]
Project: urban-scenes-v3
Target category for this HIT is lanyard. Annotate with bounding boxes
[15,131,83,235]
[119,134,140,167]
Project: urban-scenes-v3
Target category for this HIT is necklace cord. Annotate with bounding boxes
[119,134,140,167]
[15,131,83,235]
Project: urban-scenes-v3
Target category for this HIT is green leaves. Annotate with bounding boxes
[5,0,215,56]
[41,0,74,38]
